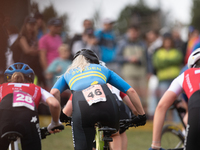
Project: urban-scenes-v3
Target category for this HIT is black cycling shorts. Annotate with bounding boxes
[117,100,132,134]
[71,84,120,150]
[184,90,200,150]
[0,94,41,150]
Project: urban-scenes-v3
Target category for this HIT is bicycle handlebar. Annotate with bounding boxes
[60,117,72,126]
[40,125,64,139]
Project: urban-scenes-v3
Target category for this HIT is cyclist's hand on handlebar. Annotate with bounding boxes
[137,114,146,126]
[47,120,64,133]
[132,114,146,126]
[60,110,71,123]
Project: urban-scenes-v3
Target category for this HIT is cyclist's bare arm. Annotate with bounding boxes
[122,95,138,115]
[46,96,63,133]
[50,88,61,103]
[126,88,145,115]
[46,96,61,123]
[151,91,177,149]
[19,37,38,55]
[62,100,72,117]
[39,49,48,70]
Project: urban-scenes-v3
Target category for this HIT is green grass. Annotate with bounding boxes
[41,126,74,150]
[40,116,183,150]
[41,126,153,150]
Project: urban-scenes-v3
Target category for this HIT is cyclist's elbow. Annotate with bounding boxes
[126,87,136,94]
[156,101,168,112]
[50,88,60,99]
[47,97,61,110]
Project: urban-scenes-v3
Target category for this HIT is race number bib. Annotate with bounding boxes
[13,90,35,111]
[82,84,106,106]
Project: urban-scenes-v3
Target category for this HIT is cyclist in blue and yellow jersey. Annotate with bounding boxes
[50,49,146,150]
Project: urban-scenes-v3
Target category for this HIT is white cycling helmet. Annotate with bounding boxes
[99,60,106,67]
[187,48,200,68]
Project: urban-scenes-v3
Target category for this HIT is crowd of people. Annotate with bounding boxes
[1,8,200,150]
[1,12,200,120]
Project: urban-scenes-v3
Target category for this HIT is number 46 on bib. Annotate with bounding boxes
[82,84,106,106]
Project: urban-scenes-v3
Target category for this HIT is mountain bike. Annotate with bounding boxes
[95,116,146,150]
[1,125,64,150]
[161,100,186,149]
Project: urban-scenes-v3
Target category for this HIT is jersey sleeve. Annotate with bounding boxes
[107,70,131,93]
[167,73,184,96]
[40,88,54,103]
[120,91,127,99]
[52,75,69,93]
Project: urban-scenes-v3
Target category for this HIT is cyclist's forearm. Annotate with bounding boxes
[126,88,145,115]
[151,91,177,148]
[46,97,61,122]
[123,95,138,115]
[50,88,61,103]
[62,100,72,117]
[152,106,166,148]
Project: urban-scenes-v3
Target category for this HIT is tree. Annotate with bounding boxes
[115,0,162,35]
[191,0,200,31]
[30,2,69,32]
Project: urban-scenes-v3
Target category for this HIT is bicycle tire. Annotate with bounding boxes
[161,124,185,149]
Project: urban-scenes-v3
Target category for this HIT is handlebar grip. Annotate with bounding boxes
[51,125,65,131]
[40,125,64,139]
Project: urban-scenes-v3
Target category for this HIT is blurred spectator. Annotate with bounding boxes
[46,44,71,85]
[70,19,94,50]
[7,25,19,68]
[153,36,183,94]
[171,29,184,51]
[39,17,63,70]
[11,16,46,87]
[145,29,162,118]
[179,28,200,73]
[153,36,183,121]
[0,12,8,83]
[146,30,163,75]
[34,13,47,40]
[83,19,94,29]
[115,25,147,108]
[184,28,200,65]
[95,18,117,71]
[71,28,101,58]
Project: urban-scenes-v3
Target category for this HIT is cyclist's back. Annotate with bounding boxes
[51,49,146,150]
[0,62,62,150]
[54,63,131,94]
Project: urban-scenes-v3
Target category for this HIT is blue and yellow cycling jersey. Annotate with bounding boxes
[52,64,131,93]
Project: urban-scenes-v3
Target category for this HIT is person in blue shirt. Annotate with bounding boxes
[95,18,116,63]
[46,44,72,86]
[50,49,146,150]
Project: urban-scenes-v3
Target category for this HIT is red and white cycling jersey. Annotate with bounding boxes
[168,68,200,99]
[0,83,53,108]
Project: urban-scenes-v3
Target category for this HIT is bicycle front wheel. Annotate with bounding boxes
[161,124,185,149]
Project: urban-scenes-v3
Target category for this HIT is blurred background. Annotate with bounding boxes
[0,0,199,149]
